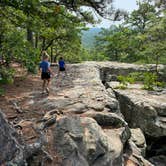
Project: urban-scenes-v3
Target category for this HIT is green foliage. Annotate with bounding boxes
[142,72,157,90]
[155,81,166,88]
[116,71,165,91]
[117,75,128,89]
[82,28,101,49]
[117,74,136,85]
[115,84,127,90]
[0,67,15,85]
[128,72,144,82]
[79,48,109,62]
[24,47,40,73]
[0,88,5,96]
[1,0,104,81]
[94,1,166,65]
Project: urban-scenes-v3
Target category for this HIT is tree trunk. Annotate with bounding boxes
[42,37,46,51]
[27,28,34,46]
[51,46,53,63]
[35,33,39,48]
[155,54,159,76]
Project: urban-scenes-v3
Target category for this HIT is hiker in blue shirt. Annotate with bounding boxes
[39,51,53,94]
[58,57,67,76]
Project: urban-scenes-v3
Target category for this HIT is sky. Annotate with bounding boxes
[96,0,138,28]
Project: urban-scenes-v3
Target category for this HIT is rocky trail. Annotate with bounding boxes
[0,62,166,166]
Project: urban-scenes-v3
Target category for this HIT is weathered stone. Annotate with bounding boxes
[65,102,87,114]
[114,89,166,138]
[0,110,51,165]
[149,155,166,166]
[130,128,146,156]
[0,111,25,165]
[124,140,154,166]
[54,116,126,166]
[2,62,165,165]
[83,111,126,128]
[31,63,122,116]
[97,61,165,82]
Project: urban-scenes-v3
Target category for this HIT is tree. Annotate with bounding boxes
[94,0,166,66]
[0,0,121,81]
[125,0,156,33]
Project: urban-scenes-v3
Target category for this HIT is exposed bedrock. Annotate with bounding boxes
[114,89,166,138]
[0,110,50,166]
[96,61,166,82]
[0,111,27,165]
[54,116,129,166]
[1,62,165,165]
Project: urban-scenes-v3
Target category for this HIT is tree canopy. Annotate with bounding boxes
[94,0,166,67]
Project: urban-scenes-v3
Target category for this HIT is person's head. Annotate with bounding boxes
[42,51,49,61]
[59,57,63,60]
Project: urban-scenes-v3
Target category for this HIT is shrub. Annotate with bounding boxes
[142,72,157,90]
[117,75,128,89]
[116,72,165,91]
[129,72,144,82]
[0,88,5,96]
[0,67,15,85]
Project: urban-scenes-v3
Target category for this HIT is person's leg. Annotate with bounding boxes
[64,69,67,76]
[46,79,50,94]
[42,80,46,93]
[57,69,60,77]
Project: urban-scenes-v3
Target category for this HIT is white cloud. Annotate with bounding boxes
[89,0,138,28]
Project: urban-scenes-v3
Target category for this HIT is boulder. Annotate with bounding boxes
[54,116,126,166]
[130,128,146,156]
[0,110,51,165]
[0,111,25,165]
[83,111,126,128]
[124,140,154,166]
[114,89,166,138]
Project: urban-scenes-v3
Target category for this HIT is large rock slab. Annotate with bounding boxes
[130,128,146,156]
[93,61,165,82]
[0,110,50,165]
[54,116,128,166]
[0,111,25,165]
[32,63,122,115]
[114,89,166,138]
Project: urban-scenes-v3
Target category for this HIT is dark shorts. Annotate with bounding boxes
[59,67,65,71]
[41,72,51,80]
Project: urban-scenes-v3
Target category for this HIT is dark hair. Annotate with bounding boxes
[59,57,63,60]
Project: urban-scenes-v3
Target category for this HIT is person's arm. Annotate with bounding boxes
[63,61,65,68]
[64,61,66,69]
[47,63,54,75]
[39,63,42,73]
[48,67,52,74]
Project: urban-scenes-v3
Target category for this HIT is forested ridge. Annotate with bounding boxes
[93,1,166,65]
[0,0,166,93]
[0,0,111,90]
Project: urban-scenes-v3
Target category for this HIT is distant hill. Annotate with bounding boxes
[81,28,102,49]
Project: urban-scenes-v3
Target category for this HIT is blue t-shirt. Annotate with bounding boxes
[59,60,65,68]
[39,61,50,72]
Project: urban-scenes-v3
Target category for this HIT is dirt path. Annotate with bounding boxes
[0,65,80,165]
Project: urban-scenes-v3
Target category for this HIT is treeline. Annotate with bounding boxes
[0,1,88,70]
[1,0,166,84]
[0,0,116,86]
[93,0,166,65]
